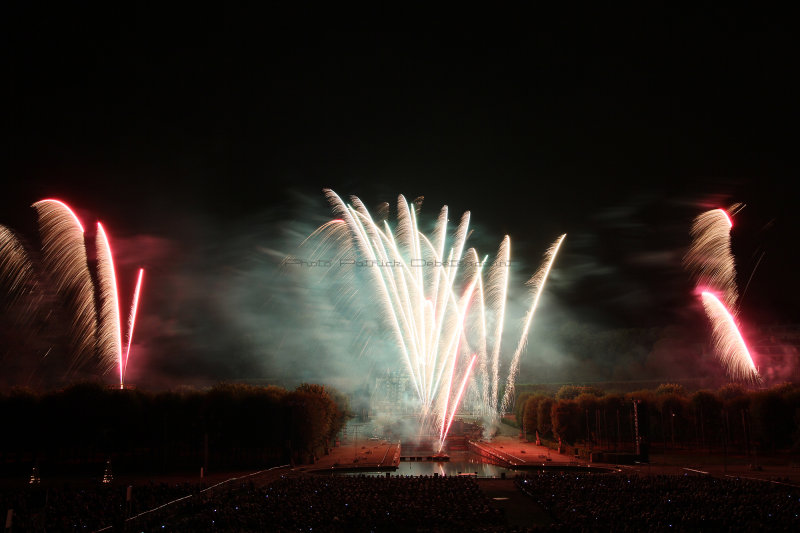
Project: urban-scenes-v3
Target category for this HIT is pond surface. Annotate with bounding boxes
[333,452,514,477]
[393,458,512,477]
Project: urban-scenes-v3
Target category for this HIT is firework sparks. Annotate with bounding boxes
[305,190,565,441]
[684,208,739,313]
[685,205,765,383]
[124,268,145,382]
[500,233,566,413]
[700,291,760,383]
[32,199,97,372]
[0,225,38,308]
[439,353,477,451]
[2,201,145,385]
[96,222,123,383]
[486,236,510,416]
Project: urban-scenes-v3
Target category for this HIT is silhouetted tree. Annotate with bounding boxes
[551,399,581,445]
[537,397,554,438]
[523,395,545,438]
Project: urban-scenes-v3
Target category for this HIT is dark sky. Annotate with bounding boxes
[2,6,798,387]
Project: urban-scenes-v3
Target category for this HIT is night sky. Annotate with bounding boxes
[3,6,799,388]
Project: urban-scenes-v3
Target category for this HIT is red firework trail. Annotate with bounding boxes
[96,222,124,388]
[700,291,760,383]
[124,268,144,379]
[718,208,732,228]
[39,198,86,232]
[440,353,478,450]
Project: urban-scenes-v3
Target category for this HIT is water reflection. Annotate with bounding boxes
[393,459,511,477]
[337,452,513,477]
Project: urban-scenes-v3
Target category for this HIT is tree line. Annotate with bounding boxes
[0,382,350,476]
[514,383,800,455]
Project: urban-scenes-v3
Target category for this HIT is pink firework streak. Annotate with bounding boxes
[96,223,124,388]
[438,275,482,441]
[123,268,145,380]
[719,208,733,229]
[700,291,760,383]
[439,354,478,451]
[38,199,86,232]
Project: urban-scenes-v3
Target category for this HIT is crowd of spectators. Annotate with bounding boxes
[3,471,799,531]
[0,481,206,531]
[162,474,505,532]
[515,472,800,531]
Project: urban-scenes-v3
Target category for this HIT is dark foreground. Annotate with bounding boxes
[2,471,800,531]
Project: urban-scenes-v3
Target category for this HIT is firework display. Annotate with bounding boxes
[0,200,144,386]
[500,234,567,413]
[684,207,739,313]
[301,190,565,445]
[124,268,145,383]
[700,291,760,383]
[0,225,38,310]
[3,194,780,403]
[33,199,99,372]
[96,222,124,379]
[685,206,761,383]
